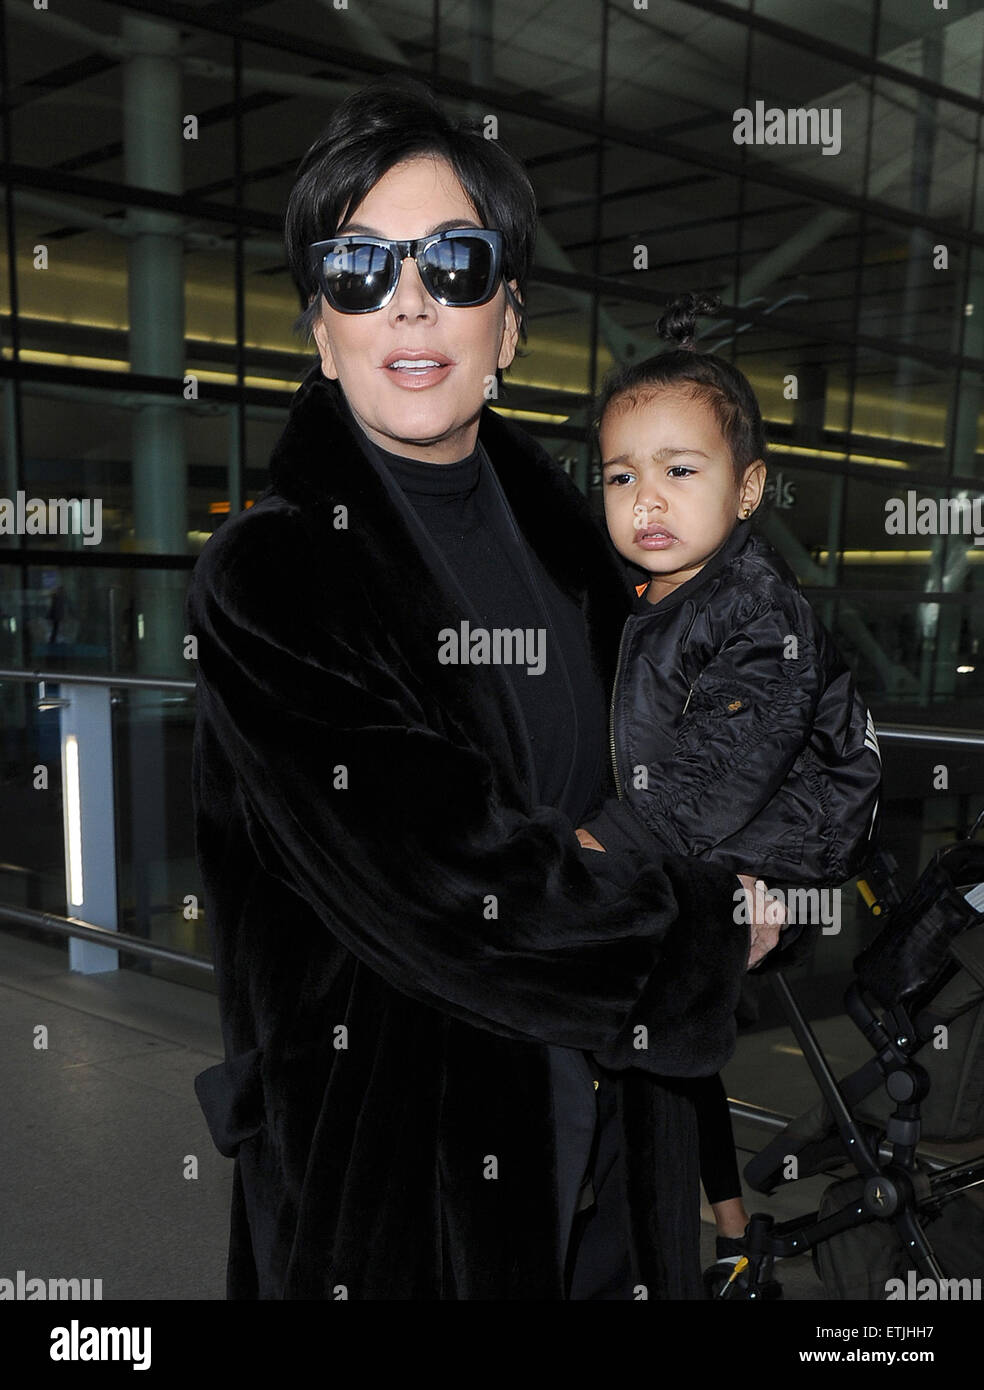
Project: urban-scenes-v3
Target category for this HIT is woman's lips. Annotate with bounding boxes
[381,351,453,390]
[635,526,678,550]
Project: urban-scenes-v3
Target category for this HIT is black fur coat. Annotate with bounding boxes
[186,365,748,1300]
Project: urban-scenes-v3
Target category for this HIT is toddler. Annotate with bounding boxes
[577,292,882,1289]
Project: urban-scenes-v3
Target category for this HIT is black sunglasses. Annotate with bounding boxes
[309,228,505,313]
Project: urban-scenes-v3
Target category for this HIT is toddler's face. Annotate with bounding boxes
[599,388,762,601]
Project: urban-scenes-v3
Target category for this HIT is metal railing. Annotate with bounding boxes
[1,666,982,1162]
[0,666,195,691]
[1,663,982,971]
[0,901,213,972]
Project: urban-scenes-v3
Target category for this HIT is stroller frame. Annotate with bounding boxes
[726,968,984,1299]
[728,961,984,1295]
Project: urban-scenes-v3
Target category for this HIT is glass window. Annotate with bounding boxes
[600,150,740,316]
[0,556,193,678]
[847,347,952,464]
[753,1,874,54]
[113,686,204,987]
[879,2,984,102]
[743,34,872,198]
[730,190,865,356]
[607,1,750,135]
[514,278,595,403]
[13,190,129,375]
[868,79,979,229]
[17,384,247,566]
[11,193,240,384]
[8,0,127,179]
[855,216,965,362]
[0,192,12,366]
[0,671,67,914]
[947,369,984,478]
[753,458,843,587]
[840,473,984,604]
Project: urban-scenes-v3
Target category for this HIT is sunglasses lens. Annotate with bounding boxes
[321,243,395,311]
[421,236,497,305]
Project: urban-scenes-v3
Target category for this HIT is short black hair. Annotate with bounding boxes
[595,293,768,483]
[285,76,537,341]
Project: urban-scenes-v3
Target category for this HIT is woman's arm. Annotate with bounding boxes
[577,827,784,969]
[188,504,753,1078]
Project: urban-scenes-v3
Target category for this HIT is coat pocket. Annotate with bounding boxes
[194,1046,264,1158]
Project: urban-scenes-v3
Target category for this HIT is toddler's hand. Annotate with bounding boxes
[738,874,785,968]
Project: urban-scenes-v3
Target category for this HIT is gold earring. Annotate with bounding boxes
[741,505,752,519]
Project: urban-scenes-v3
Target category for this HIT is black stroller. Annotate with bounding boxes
[715,817,984,1299]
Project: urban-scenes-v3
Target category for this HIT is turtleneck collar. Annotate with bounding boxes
[334,387,483,498]
[366,437,484,497]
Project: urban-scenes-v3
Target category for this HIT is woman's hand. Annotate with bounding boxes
[738,874,785,969]
[576,843,782,969]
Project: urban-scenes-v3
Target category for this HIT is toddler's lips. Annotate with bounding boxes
[635,526,678,550]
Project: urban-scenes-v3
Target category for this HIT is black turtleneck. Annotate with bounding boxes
[361,433,609,825]
[351,423,621,1265]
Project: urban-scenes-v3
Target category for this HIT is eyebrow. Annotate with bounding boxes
[335,218,484,237]
[602,447,712,470]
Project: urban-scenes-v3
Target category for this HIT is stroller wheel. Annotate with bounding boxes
[703,1256,784,1300]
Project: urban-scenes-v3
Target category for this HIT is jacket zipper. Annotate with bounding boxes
[610,614,695,798]
[681,678,696,717]
[609,619,632,800]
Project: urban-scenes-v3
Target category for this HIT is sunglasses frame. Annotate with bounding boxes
[309,227,505,314]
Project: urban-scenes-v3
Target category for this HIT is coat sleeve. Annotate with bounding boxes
[583,595,824,870]
[187,508,748,1078]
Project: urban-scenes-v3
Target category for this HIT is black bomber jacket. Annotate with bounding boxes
[582,519,882,888]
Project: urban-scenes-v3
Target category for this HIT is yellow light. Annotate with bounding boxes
[5,345,580,403]
[192,367,306,392]
[8,350,299,392]
[492,408,572,424]
[64,734,84,908]
[4,340,982,465]
[816,549,984,564]
[17,349,131,373]
[768,443,911,470]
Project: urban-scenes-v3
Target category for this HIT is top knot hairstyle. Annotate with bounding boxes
[595,291,768,483]
[285,77,538,341]
[654,290,722,351]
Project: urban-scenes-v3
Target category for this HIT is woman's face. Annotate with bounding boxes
[311,155,521,463]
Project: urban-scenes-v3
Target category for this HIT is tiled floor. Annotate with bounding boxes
[1,929,978,1301]
[0,932,228,1300]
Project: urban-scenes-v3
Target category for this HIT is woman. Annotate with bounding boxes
[187,77,781,1301]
